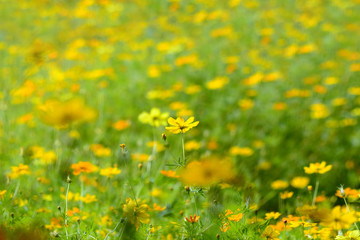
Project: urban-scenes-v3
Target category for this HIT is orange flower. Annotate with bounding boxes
[160,170,179,178]
[71,162,98,175]
[228,213,243,222]
[335,187,359,199]
[112,120,131,131]
[185,215,200,223]
[153,203,166,211]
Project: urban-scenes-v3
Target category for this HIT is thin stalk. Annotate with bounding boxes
[65,182,70,239]
[104,218,124,240]
[182,134,185,165]
[80,178,84,210]
[312,177,319,206]
[343,197,359,230]
[12,180,20,200]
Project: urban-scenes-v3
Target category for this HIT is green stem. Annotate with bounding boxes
[343,197,359,230]
[182,134,186,165]
[312,177,319,206]
[65,182,70,239]
[80,178,84,210]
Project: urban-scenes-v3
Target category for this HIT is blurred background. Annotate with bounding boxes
[1,0,360,233]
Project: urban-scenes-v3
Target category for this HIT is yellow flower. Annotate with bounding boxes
[9,164,31,179]
[185,140,201,151]
[90,144,112,157]
[138,108,169,127]
[147,65,161,78]
[180,157,235,186]
[206,76,229,90]
[37,98,96,128]
[100,167,121,178]
[160,170,179,178]
[290,177,310,189]
[123,198,150,230]
[321,206,357,230]
[271,180,289,190]
[336,230,360,240]
[332,98,347,106]
[228,213,243,222]
[280,191,294,199]
[265,212,281,220]
[310,103,329,119]
[81,194,97,203]
[304,162,332,174]
[261,226,280,240]
[131,153,150,162]
[238,99,254,110]
[0,190,6,200]
[71,162,99,175]
[229,146,254,156]
[153,203,166,211]
[166,116,199,134]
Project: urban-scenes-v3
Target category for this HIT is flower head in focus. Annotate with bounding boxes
[166,116,199,134]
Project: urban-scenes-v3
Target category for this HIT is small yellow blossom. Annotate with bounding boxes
[271,180,289,190]
[280,191,294,199]
[229,146,254,156]
[9,164,31,179]
[138,108,169,127]
[90,144,112,157]
[0,190,6,200]
[290,177,310,189]
[304,162,332,174]
[206,76,229,90]
[166,116,199,134]
[265,212,281,220]
[100,167,121,178]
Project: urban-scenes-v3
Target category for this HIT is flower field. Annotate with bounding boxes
[1,0,360,239]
